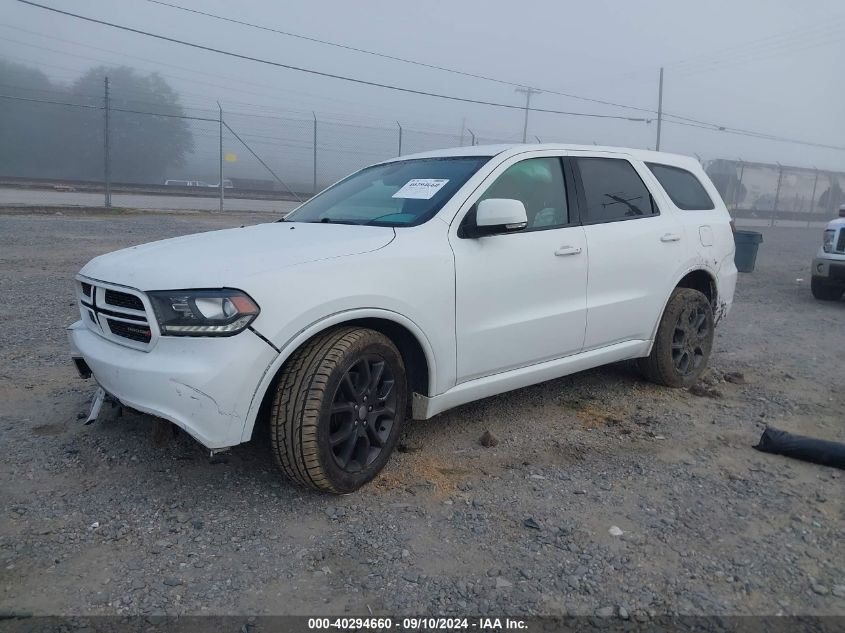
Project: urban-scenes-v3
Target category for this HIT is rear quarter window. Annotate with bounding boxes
[646,162,715,210]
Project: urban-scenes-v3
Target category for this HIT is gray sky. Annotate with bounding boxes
[3,0,844,170]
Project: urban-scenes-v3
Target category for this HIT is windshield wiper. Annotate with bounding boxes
[363,213,404,226]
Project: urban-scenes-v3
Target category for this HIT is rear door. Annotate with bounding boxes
[573,154,685,349]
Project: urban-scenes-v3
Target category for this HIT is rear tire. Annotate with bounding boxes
[270,327,407,494]
[811,277,843,301]
[638,288,714,388]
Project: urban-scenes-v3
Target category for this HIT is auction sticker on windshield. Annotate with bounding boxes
[392,178,449,199]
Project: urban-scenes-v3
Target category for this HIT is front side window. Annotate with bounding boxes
[285,156,491,227]
[646,162,715,210]
[476,157,569,230]
[576,157,657,223]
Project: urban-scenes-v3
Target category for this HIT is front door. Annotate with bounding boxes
[450,155,588,383]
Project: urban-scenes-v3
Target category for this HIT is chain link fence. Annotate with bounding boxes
[1,88,843,222]
[705,159,844,226]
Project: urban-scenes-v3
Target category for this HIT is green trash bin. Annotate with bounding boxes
[734,230,763,273]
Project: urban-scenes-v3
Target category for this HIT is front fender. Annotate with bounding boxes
[238,308,438,443]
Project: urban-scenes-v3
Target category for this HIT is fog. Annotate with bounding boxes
[2,0,844,187]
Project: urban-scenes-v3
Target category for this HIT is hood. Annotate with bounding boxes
[80,221,395,289]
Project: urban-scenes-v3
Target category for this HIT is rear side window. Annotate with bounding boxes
[646,162,715,210]
[575,158,657,223]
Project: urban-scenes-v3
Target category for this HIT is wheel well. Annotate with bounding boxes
[676,269,717,306]
[252,318,431,440]
[342,318,430,397]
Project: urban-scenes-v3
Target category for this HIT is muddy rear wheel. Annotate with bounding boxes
[638,288,714,388]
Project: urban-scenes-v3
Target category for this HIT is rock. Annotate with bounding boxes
[162,577,182,587]
[699,368,721,386]
[811,583,829,595]
[724,371,746,384]
[608,526,624,536]
[401,549,410,559]
[832,585,845,598]
[618,606,629,620]
[523,518,540,530]
[595,606,615,617]
[479,430,499,448]
[689,383,722,398]
[495,577,512,589]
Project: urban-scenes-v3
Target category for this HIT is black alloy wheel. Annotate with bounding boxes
[328,355,397,473]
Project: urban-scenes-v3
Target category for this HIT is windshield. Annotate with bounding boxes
[285,156,491,227]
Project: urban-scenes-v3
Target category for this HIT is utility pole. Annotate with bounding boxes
[808,168,819,227]
[103,76,111,208]
[515,87,541,143]
[734,159,745,213]
[217,102,224,213]
[655,67,664,151]
[312,111,317,195]
[772,163,783,227]
[397,121,403,157]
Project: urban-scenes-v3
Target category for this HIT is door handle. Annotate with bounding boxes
[554,245,582,256]
[660,233,681,242]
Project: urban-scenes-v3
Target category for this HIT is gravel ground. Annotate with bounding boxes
[0,209,843,618]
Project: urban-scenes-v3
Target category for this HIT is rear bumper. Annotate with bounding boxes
[716,256,738,322]
[68,320,278,448]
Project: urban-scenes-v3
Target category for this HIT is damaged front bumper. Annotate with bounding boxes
[67,320,277,448]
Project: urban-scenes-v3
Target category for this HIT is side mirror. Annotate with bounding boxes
[470,198,528,237]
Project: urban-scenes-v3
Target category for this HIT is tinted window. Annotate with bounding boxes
[646,163,715,210]
[286,156,490,227]
[576,158,657,223]
[477,157,568,230]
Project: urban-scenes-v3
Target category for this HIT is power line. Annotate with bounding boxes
[13,0,649,123]
[6,91,844,154]
[9,0,845,153]
[144,0,663,117]
[665,15,845,71]
[664,119,845,152]
[0,93,218,121]
[0,25,400,121]
[140,0,845,134]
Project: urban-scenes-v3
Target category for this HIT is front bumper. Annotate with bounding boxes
[68,320,278,448]
[812,256,845,283]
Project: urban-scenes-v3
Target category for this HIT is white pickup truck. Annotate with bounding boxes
[69,144,737,493]
[811,208,845,301]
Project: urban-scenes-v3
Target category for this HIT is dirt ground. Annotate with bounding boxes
[0,209,843,618]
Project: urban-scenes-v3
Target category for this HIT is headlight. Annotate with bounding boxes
[148,289,260,336]
[823,230,835,253]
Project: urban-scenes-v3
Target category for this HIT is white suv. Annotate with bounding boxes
[68,144,737,493]
[811,209,845,301]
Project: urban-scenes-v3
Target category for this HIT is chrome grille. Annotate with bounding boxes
[77,278,154,350]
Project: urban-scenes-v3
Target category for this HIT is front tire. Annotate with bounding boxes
[638,288,714,388]
[811,277,843,301]
[270,327,407,494]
